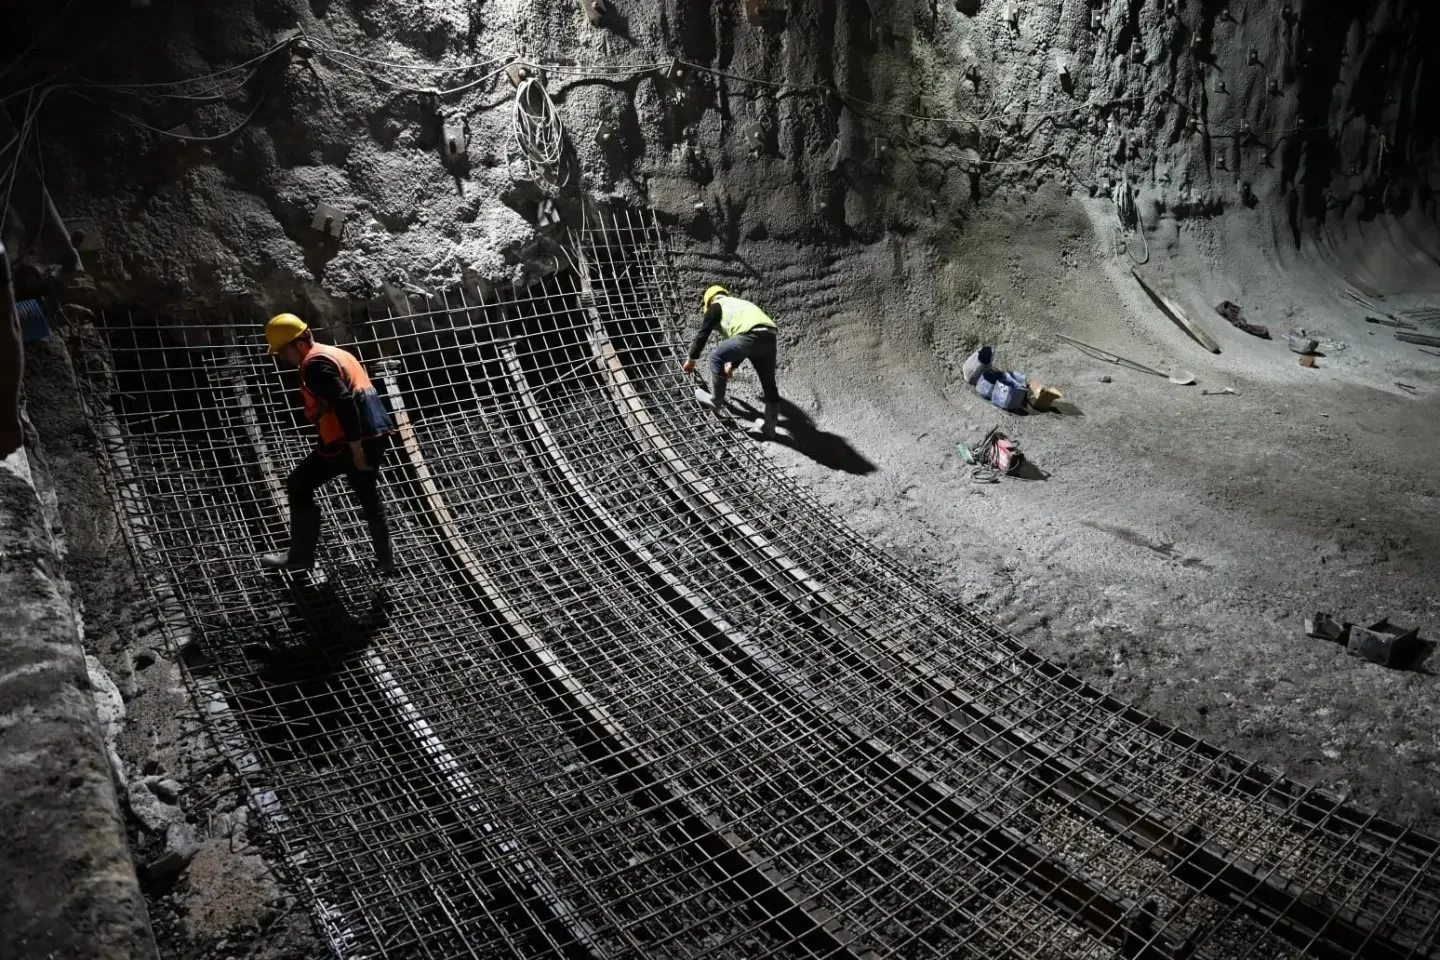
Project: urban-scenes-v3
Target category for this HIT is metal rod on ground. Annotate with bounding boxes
[1366,316,1418,330]
[1345,289,1388,314]
[1133,268,1221,354]
[1054,333,1171,378]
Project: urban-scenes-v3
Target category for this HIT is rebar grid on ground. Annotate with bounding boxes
[577,208,1440,959]
[71,210,1439,960]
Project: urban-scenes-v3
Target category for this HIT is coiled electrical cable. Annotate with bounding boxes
[512,76,567,188]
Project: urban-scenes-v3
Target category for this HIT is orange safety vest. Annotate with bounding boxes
[298,342,391,447]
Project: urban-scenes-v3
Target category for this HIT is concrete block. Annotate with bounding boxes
[1347,620,1420,668]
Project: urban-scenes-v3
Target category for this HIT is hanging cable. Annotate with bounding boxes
[307,42,513,75]
[511,58,670,79]
[1113,177,1149,264]
[512,76,566,189]
[90,91,271,142]
[83,64,262,104]
[0,86,54,221]
[1127,208,1150,265]
[71,39,291,94]
[312,43,515,98]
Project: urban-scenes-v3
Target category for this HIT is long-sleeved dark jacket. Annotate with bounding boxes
[687,301,725,361]
[302,353,366,442]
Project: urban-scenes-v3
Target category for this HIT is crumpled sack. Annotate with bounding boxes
[1216,300,1270,339]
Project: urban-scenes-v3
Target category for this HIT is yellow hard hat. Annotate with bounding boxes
[265,313,308,354]
[702,285,729,310]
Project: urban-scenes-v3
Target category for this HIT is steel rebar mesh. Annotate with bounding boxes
[68,211,1440,960]
[576,207,1440,959]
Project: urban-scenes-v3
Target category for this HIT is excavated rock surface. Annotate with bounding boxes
[10,0,1437,312]
[6,1,1440,957]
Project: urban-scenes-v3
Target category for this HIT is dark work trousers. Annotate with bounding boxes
[708,331,779,403]
[285,435,392,565]
[288,435,391,513]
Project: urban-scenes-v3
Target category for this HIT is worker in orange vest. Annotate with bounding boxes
[260,313,396,573]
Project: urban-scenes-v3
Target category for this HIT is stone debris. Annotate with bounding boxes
[126,779,186,834]
[145,823,200,883]
[148,777,185,804]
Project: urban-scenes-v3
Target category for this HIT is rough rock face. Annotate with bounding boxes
[6,4,1440,957]
[4,0,1437,316]
[0,436,156,960]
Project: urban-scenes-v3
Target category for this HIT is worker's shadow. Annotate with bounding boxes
[245,578,389,680]
[731,397,877,475]
[228,579,391,771]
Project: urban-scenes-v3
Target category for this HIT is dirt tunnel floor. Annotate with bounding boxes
[737,194,1440,833]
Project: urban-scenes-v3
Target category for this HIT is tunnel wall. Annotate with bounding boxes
[2,0,1437,316]
[4,4,1440,950]
[0,417,157,960]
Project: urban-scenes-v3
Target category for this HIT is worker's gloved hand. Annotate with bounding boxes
[680,359,695,374]
[722,362,733,377]
[349,441,372,472]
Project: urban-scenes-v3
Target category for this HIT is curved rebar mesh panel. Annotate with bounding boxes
[74,209,1440,960]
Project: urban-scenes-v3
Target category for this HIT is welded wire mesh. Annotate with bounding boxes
[71,210,1440,960]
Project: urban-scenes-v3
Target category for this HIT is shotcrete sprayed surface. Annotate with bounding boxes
[692,188,1440,832]
[10,0,1440,954]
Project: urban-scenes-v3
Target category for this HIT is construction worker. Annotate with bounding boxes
[260,313,396,574]
[681,285,779,438]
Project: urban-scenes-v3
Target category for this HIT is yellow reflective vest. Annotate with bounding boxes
[717,297,777,338]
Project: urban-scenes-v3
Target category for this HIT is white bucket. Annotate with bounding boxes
[962,346,995,385]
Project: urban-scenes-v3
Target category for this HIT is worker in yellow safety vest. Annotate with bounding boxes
[260,313,397,573]
[681,285,780,438]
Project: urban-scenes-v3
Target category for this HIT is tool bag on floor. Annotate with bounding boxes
[975,427,1024,476]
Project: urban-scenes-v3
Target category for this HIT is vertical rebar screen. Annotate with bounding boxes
[72,208,1440,960]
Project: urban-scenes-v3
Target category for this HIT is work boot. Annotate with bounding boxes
[260,507,321,571]
[710,374,731,420]
[368,515,397,576]
[754,400,778,439]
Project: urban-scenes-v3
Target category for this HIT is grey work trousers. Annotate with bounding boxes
[708,331,779,403]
